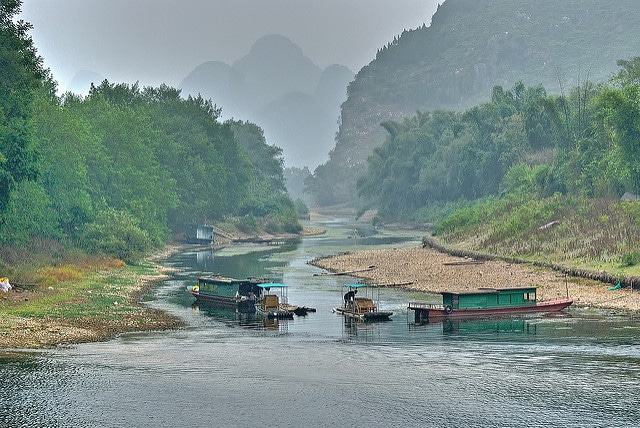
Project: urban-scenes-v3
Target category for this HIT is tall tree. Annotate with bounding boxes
[596,85,640,194]
[0,0,48,215]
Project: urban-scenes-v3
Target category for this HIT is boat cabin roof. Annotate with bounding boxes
[344,283,377,289]
[441,287,537,296]
[256,283,287,289]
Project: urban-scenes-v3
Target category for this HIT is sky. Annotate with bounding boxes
[18,0,440,93]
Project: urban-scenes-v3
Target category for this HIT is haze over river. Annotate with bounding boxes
[1,219,639,427]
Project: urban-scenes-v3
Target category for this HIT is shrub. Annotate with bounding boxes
[621,251,640,267]
[79,208,152,263]
[294,199,310,219]
[236,214,259,234]
[37,265,84,286]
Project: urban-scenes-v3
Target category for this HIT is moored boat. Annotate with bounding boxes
[333,283,393,322]
[186,275,267,313]
[408,286,572,323]
[255,283,295,319]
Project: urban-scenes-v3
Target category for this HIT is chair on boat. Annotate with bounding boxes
[354,297,375,313]
[262,294,279,310]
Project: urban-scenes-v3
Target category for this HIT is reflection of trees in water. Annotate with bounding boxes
[190,245,296,279]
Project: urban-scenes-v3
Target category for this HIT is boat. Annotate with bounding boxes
[333,283,393,322]
[186,275,267,313]
[408,286,573,323]
[254,283,296,319]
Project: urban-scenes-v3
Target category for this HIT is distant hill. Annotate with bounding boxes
[179,34,354,168]
[309,0,640,206]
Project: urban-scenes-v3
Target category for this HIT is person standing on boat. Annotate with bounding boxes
[344,289,357,308]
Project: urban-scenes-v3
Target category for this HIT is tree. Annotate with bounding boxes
[31,94,95,239]
[76,83,178,246]
[0,0,48,215]
[596,85,640,194]
[613,57,640,88]
[228,120,286,195]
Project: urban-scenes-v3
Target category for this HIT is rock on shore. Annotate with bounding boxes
[311,246,640,312]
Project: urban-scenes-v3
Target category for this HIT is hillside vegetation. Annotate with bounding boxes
[434,195,640,277]
[307,0,640,206]
[1,3,300,282]
[354,55,640,273]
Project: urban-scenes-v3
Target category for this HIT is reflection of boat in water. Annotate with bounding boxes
[186,275,267,312]
[191,304,289,331]
[441,318,535,335]
[408,287,572,323]
[333,283,393,322]
[191,304,261,327]
[408,317,539,337]
[341,316,384,342]
[255,283,316,319]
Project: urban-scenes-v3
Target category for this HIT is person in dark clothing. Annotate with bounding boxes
[344,289,357,307]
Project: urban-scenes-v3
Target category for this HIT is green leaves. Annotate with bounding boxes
[0,5,299,262]
[356,67,640,224]
[1,75,298,260]
[80,208,152,264]
[0,0,47,215]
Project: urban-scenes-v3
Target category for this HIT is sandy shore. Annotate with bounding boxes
[311,246,640,312]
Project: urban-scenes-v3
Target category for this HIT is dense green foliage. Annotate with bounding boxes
[228,120,301,233]
[0,0,50,214]
[307,0,640,206]
[357,57,640,224]
[0,3,300,263]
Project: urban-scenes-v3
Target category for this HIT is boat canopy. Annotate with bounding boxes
[344,283,377,289]
[257,283,287,289]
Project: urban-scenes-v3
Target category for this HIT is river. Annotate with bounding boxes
[1,219,639,427]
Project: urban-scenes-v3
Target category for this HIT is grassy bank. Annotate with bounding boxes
[433,194,640,279]
[0,254,183,349]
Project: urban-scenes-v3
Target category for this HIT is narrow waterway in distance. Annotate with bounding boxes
[1,218,639,427]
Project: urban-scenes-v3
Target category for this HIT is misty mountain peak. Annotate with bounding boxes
[244,34,307,63]
[178,34,354,168]
[232,34,322,100]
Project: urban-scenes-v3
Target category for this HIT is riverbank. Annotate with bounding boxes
[0,246,186,350]
[311,246,640,312]
[4,223,638,350]
[0,225,322,350]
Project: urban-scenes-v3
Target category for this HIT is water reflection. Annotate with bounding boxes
[172,243,293,280]
[340,316,387,342]
[441,318,536,335]
[190,304,290,333]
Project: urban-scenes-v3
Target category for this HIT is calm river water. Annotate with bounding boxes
[1,219,639,427]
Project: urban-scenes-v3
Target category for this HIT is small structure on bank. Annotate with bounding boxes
[185,224,215,245]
